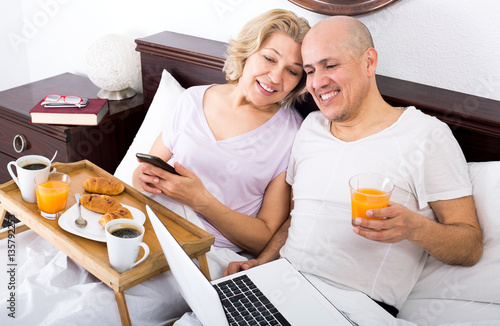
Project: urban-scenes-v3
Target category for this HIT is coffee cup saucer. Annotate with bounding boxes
[58,204,145,242]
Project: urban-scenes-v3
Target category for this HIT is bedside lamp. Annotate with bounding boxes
[85,34,141,100]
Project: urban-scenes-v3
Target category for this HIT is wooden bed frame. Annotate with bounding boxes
[135,31,500,163]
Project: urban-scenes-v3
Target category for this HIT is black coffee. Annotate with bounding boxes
[22,163,47,170]
[111,227,141,239]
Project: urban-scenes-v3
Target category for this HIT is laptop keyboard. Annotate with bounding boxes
[214,275,291,326]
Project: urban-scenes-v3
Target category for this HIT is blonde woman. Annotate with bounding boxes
[129,9,310,323]
[133,9,309,258]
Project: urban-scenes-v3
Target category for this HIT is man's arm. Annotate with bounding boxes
[354,195,483,266]
[418,196,482,266]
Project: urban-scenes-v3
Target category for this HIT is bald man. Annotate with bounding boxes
[224,16,482,318]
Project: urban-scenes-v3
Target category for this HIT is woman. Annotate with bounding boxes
[133,9,310,258]
[0,10,310,326]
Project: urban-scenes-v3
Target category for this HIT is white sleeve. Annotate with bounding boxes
[413,123,472,209]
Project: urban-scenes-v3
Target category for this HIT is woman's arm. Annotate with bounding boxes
[148,163,291,255]
[134,136,291,255]
[223,191,294,276]
[194,172,291,255]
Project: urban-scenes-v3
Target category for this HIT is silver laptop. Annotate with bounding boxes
[146,205,355,326]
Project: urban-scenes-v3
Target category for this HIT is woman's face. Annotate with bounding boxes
[239,32,303,109]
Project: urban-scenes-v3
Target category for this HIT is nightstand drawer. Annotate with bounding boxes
[0,152,15,184]
[0,117,68,160]
[0,73,144,185]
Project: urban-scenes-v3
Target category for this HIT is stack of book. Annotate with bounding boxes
[29,98,109,126]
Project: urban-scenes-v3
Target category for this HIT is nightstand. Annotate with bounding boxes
[0,73,145,184]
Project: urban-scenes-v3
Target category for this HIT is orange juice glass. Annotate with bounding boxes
[349,173,394,227]
[35,172,71,220]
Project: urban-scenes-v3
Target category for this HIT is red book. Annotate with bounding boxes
[29,98,109,126]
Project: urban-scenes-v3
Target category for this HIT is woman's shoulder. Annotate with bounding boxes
[183,84,214,96]
[281,106,304,128]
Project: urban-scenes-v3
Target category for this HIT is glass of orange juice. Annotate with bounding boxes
[34,172,71,220]
[349,173,394,227]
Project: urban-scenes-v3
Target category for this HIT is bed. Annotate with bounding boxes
[114,31,500,325]
[1,30,498,325]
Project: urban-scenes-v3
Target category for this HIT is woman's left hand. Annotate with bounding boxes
[140,162,212,210]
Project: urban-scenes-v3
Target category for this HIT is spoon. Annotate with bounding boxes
[74,193,87,228]
[50,150,58,163]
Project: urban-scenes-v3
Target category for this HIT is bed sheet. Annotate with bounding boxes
[399,298,500,326]
[0,229,186,325]
[2,226,498,325]
[0,229,411,326]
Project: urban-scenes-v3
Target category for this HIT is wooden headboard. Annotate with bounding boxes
[135,31,500,163]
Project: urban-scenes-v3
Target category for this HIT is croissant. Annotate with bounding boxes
[99,207,133,227]
[79,194,122,214]
[83,177,124,195]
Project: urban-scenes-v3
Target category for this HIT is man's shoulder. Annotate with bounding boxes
[295,111,328,134]
[402,106,448,127]
[303,110,326,124]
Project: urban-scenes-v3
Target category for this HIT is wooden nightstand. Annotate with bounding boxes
[0,73,145,184]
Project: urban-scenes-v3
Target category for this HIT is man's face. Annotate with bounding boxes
[302,30,370,123]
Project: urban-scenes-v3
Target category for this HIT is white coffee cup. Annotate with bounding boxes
[105,218,150,273]
[7,155,52,203]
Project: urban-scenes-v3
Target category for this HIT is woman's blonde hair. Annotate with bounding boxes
[223,9,310,107]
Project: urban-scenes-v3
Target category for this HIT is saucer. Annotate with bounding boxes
[58,204,145,242]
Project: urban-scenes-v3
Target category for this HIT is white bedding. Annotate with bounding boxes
[0,229,496,326]
[0,228,412,326]
[0,208,408,326]
[0,228,189,325]
[399,299,500,325]
[398,161,500,324]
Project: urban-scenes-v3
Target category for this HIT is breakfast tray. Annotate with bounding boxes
[0,160,214,325]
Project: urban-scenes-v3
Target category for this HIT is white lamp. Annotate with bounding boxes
[85,34,141,100]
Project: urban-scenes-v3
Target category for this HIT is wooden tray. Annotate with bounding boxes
[0,160,214,292]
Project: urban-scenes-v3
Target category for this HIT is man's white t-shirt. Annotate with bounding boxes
[281,107,471,309]
[162,85,303,252]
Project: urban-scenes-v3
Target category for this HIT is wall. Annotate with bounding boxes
[1,0,499,101]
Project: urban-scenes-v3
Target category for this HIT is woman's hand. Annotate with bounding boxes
[135,161,162,194]
[139,162,212,210]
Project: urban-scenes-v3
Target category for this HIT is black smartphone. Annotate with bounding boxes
[136,153,180,175]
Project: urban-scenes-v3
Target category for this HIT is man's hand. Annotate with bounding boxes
[353,196,483,266]
[352,201,419,243]
[223,259,260,277]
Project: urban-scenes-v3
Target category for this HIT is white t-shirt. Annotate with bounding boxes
[281,107,471,309]
[162,85,303,252]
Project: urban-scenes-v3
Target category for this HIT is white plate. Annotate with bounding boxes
[58,204,146,242]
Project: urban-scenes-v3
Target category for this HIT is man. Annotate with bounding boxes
[224,15,483,317]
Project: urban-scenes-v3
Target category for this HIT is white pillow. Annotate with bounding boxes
[114,69,185,185]
[401,161,500,308]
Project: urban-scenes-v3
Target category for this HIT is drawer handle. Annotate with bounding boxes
[13,134,28,153]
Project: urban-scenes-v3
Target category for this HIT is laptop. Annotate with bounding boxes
[146,205,356,326]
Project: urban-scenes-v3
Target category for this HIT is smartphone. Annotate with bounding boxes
[136,153,180,175]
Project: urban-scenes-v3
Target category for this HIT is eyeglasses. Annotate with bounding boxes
[42,94,84,107]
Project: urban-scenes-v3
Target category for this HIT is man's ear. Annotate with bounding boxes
[364,47,378,77]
